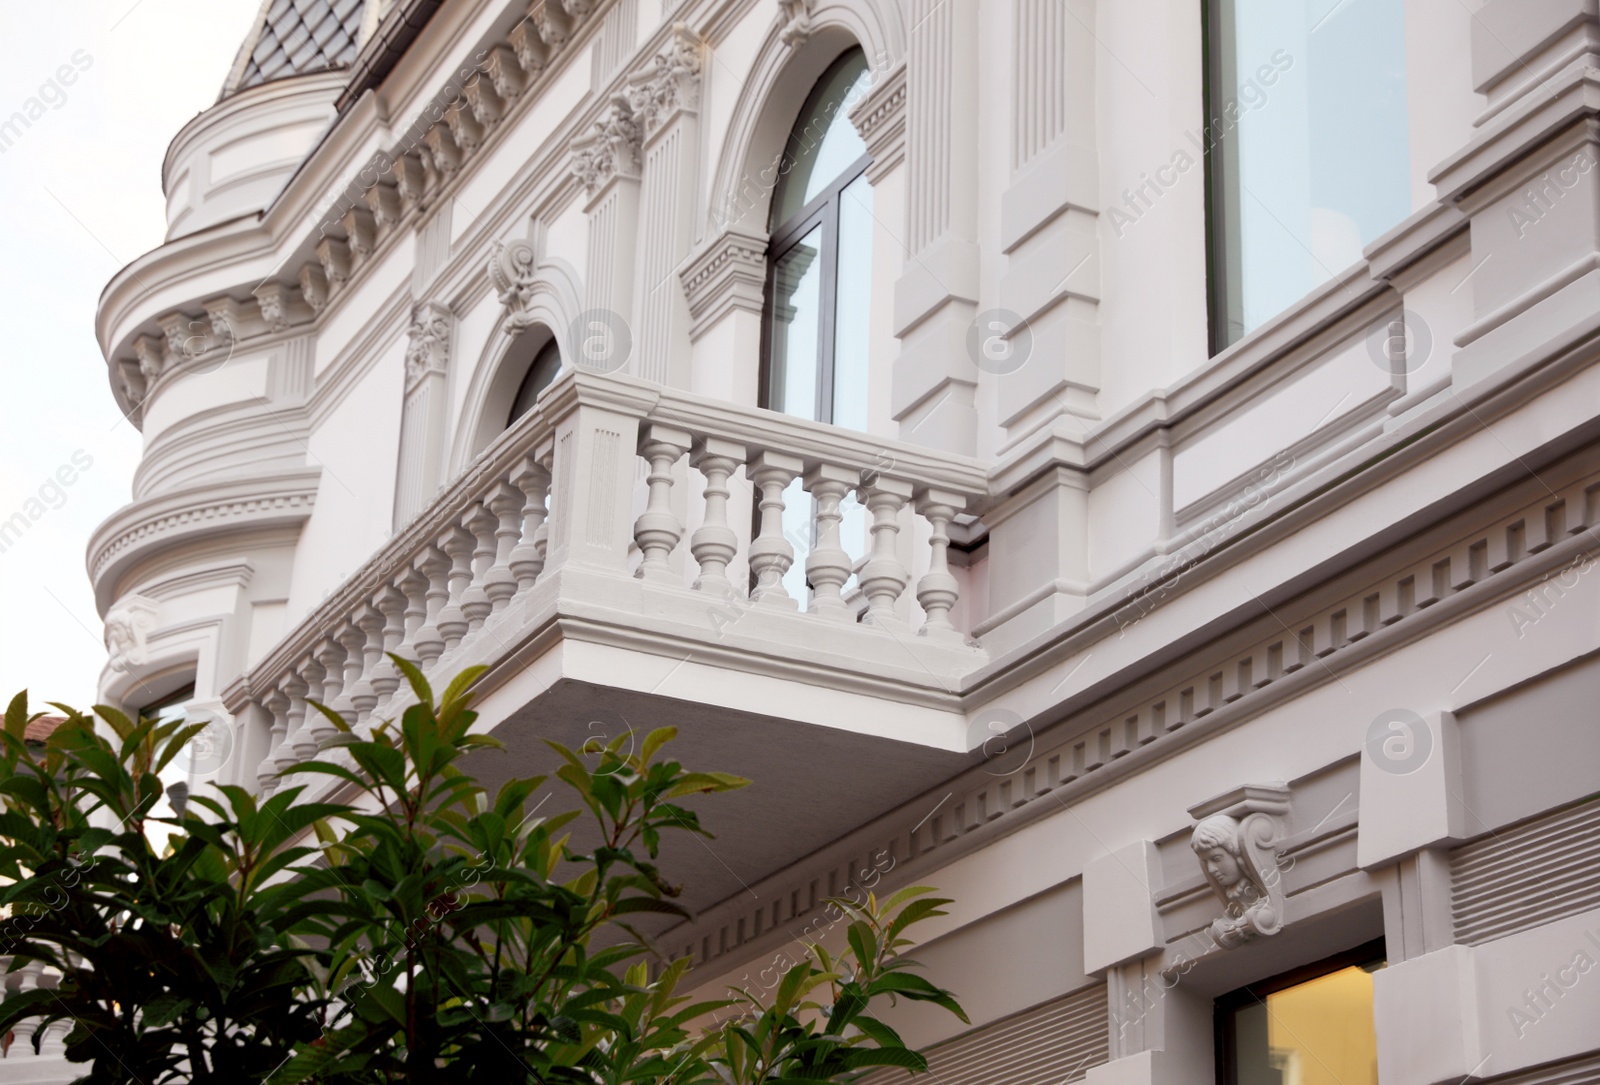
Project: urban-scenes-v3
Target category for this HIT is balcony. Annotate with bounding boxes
[222,370,991,916]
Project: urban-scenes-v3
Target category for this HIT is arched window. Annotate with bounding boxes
[763,48,874,431]
[506,335,562,427]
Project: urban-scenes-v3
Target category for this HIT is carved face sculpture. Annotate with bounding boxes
[1200,845,1243,889]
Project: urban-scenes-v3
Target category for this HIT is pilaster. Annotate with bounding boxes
[572,96,644,366]
[394,302,454,530]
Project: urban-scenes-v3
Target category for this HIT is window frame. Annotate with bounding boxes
[758,49,873,427]
[1212,937,1386,1085]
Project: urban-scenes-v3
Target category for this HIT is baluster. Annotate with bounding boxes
[748,451,803,607]
[272,672,308,777]
[461,500,498,630]
[804,464,856,620]
[289,657,325,761]
[415,547,451,666]
[35,968,66,1055]
[508,454,552,590]
[916,489,966,641]
[858,475,914,629]
[308,639,347,748]
[257,685,290,792]
[331,621,366,719]
[371,585,410,702]
[635,425,691,583]
[348,604,386,721]
[689,438,745,594]
[6,959,43,1055]
[397,565,432,669]
[435,528,474,652]
[484,481,524,611]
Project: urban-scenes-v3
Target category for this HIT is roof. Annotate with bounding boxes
[221,0,369,99]
[23,716,67,745]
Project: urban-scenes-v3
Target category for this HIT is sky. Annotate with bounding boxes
[0,0,262,709]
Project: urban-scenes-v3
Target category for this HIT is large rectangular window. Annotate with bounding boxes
[1205,0,1409,352]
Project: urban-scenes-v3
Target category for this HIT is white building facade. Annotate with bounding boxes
[23,0,1600,1080]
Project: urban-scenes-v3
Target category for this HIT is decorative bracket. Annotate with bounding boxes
[1187,783,1291,949]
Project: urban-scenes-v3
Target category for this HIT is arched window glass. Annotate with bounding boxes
[764,49,874,432]
[507,336,562,427]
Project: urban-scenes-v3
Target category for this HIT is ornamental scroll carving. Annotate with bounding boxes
[1188,784,1289,949]
[778,0,812,48]
[488,239,541,337]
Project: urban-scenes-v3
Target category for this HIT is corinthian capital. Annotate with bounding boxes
[570,96,641,194]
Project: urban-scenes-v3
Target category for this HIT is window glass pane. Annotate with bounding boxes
[1210,0,1408,348]
[769,227,824,421]
[508,337,562,425]
[831,174,873,432]
[771,53,871,227]
[1227,962,1382,1085]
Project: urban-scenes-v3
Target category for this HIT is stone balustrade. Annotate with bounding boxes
[0,956,71,1076]
[225,370,989,793]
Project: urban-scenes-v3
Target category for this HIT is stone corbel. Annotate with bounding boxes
[340,206,377,264]
[255,281,313,333]
[488,238,542,336]
[486,41,529,97]
[133,334,166,382]
[204,296,248,344]
[1187,783,1291,949]
[315,236,351,291]
[534,0,571,49]
[159,312,212,368]
[850,62,906,184]
[444,99,485,155]
[423,124,461,178]
[363,180,402,232]
[300,263,330,316]
[395,154,428,215]
[679,225,767,341]
[463,77,504,130]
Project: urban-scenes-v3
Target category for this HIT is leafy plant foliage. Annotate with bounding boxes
[0,661,965,1084]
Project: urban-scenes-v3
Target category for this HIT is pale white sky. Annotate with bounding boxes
[0,1,263,709]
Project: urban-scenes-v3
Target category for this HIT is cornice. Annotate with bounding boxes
[1431,66,1600,203]
[661,454,1600,976]
[849,61,906,183]
[87,468,322,615]
[679,224,767,339]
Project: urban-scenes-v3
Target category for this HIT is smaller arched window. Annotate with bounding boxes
[506,336,562,427]
[763,48,874,432]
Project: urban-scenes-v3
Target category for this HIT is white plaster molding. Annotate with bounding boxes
[488,238,542,337]
[87,468,322,614]
[679,226,768,340]
[849,61,906,183]
[625,23,703,139]
[570,96,643,194]
[404,301,454,392]
[104,593,160,674]
[1186,783,1290,949]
